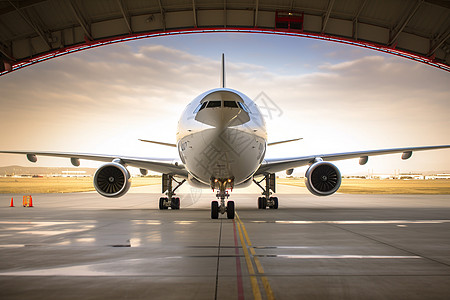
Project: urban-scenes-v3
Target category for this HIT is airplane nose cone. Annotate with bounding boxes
[193,90,251,128]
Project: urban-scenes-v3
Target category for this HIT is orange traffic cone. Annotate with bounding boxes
[9,197,14,207]
[29,196,33,207]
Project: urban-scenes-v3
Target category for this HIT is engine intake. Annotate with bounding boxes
[305,161,341,196]
[94,162,131,198]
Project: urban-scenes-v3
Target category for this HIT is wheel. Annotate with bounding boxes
[268,197,274,209]
[227,201,235,219]
[211,201,219,219]
[273,197,278,209]
[170,198,177,210]
[257,197,262,209]
[170,197,180,210]
[159,197,165,210]
[262,197,267,209]
[163,197,169,210]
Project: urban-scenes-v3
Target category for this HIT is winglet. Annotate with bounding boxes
[221,53,226,88]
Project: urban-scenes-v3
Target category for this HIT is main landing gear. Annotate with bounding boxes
[210,177,235,219]
[159,174,186,210]
[253,173,279,209]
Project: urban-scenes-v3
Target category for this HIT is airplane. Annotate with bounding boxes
[1,54,449,219]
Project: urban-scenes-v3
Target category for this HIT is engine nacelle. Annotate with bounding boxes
[93,162,131,198]
[305,161,341,196]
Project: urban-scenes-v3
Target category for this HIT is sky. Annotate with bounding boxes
[0,32,449,176]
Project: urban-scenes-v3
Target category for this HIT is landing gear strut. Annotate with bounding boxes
[210,177,235,219]
[159,174,186,210]
[253,173,278,209]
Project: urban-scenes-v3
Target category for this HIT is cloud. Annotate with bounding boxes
[234,54,449,126]
[2,44,221,117]
[0,45,221,159]
[229,54,449,172]
[0,39,448,174]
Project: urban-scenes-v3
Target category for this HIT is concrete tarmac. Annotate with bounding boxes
[1,183,450,299]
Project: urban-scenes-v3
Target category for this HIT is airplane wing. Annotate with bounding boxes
[255,145,450,175]
[0,151,188,177]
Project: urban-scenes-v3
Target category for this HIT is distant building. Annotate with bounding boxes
[397,174,424,180]
[61,171,89,178]
[425,174,450,180]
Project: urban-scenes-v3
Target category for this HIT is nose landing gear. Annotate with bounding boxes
[210,177,235,219]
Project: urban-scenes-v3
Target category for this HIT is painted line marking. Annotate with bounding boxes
[236,213,275,300]
[274,220,450,224]
[233,220,245,300]
[273,255,422,259]
[236,216,261,300]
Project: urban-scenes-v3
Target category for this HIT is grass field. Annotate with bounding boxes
[1,177,449,195]
[278,178,450,194]
[0,177,160,194]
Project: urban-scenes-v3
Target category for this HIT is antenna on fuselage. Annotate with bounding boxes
[221,53,226,88]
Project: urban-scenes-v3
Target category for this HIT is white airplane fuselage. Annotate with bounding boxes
[176,88,267,189]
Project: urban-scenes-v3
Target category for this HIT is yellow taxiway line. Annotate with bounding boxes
[236,213,275,300]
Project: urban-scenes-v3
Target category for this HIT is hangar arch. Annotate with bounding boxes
[1,0,449,76]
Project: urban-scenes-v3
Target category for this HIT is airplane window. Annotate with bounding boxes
[237,102,250,113]
[193,102,208,114]
[193,103,203,114]
[207,101,221,108]
[224,101,238,108]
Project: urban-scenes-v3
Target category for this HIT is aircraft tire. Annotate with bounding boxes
[211,201,219,219]
[227,201,235,219]
[262,197,267,209]
[171,197,180,210]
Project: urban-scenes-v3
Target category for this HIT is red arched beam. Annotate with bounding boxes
[1,27,449,77]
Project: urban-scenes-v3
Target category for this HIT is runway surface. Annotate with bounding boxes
[1,183,450,299]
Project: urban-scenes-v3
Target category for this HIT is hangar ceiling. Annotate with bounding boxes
[1,0,449,75]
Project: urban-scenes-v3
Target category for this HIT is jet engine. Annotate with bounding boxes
[305,161,341,196]
[94,162,131,197]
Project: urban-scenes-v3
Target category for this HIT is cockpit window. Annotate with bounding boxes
[193,102,208,114]
[194,99,250,113]
[206,101,221,108]
[224,101,238,108]
[237,102,250,113]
